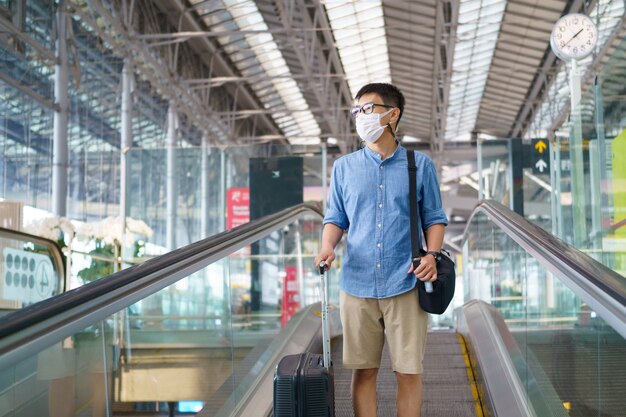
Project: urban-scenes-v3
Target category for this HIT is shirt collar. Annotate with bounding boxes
[363,142,405,162]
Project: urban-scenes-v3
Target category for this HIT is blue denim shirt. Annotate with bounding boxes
[323,144,448,299]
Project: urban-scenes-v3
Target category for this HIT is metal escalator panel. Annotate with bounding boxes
[463,200,626,417]
[0,227,65,312]
[0,204,341,417]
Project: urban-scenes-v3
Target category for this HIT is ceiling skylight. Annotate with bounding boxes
[324,0,391,97]
[191,0,321,144]
[445,0,506,141]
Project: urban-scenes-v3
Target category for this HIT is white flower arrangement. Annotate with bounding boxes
[24,216,76,247]
[125,217,154,239]
[75,216,153,245]
[23,212,153,250]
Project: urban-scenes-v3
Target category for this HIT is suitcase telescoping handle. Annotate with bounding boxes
[319,261,331,369]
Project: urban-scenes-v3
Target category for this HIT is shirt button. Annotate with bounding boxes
[379,184,383,189]
[377,223,381,228]
[379,166,383,170]
[377,264,381,268]
[378,204,383,208]
[377,243,381,248]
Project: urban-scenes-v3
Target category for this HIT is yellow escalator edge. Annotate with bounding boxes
[457,333,485,417]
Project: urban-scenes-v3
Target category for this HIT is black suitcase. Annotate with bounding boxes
[273,352,335,416]
[273,262,335,417]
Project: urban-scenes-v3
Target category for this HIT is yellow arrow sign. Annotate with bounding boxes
[535,140,547,154]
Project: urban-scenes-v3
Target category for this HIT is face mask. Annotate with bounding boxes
[356,109,392,143]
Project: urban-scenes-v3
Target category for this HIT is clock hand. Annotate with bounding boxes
[564,28,584,47]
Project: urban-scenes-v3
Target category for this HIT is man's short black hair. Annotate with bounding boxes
[355,83,405,126]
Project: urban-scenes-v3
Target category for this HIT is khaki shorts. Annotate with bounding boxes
[340,288,428,374]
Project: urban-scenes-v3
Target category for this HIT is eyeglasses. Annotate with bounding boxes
[350,103,394,117]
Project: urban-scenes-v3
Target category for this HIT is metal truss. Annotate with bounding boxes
[69,0,269,148]
[431,0,459,169]
[149,0,285,145]
[2,0,355,152]
[253,0,355,152]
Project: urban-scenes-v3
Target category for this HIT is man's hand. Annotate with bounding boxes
[315,223,344,271]
[315,246,335,271]
[407,254,438,282]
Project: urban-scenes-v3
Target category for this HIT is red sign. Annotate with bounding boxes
[281,266,300,327]
[226,187,250,230]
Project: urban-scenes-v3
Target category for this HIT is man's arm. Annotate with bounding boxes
[314,223,344,270]
[424,223,445,252]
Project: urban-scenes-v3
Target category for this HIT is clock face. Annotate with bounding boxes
[550,13,598,61]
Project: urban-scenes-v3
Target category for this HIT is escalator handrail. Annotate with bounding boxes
[465,200,626,337]
[457,300,539,417]
[0,203,323,367]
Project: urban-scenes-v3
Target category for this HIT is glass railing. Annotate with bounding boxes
[474,29,626,277]
[0,227,65,312]
[463,200,626,417]
[0,204,340,417]
[125,146,327,252]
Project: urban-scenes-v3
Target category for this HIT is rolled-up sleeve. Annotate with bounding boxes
[420,158,448,229]
[323,162,349,230]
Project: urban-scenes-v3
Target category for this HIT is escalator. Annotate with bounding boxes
[0,202,624,417]
[460,201,626,417]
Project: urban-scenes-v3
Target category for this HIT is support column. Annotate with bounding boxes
[594,76,607,188]
[593,76,607,252]
[569,60,586,246]
[166,103,178,251]
[321,141,327,213]
[52,6,69,216]
[219,150,226,232]
[477,138,484,200]
[555,137,564,239]
[589,141,602,253]
[221,150,229,323]
[508,138,524,216]
[200,135,210,239]
[295,225,305,308]
[549,139,558,236]
[120,60,133,261]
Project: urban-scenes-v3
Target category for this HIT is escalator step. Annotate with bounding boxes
[332,330,478,417]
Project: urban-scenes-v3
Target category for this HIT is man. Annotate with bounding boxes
[314,83,447,417]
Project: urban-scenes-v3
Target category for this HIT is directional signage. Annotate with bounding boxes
[531,139,551,175]
[3,248,57,305]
